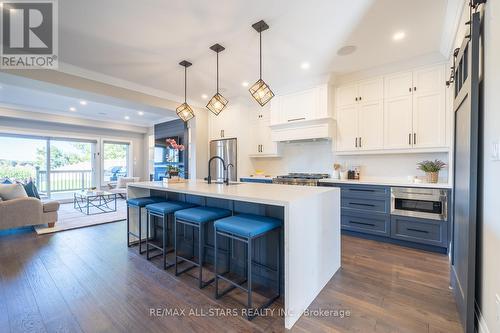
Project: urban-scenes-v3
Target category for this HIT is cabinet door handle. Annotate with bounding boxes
[359,96,362,101]
[350,202,376,207]
[287,117,306,122]
[350,220,376,227]
[359,137,362,148]
[407,228,428,234]
[413,87,417,91]
[261,145,263,152]
[409,87,412,93]
[409,133,412,145]
[414,133,416,145]
[355,97,358,102]
[355,137,358,148]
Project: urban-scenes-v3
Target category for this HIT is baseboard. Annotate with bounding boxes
[475,300,490,333]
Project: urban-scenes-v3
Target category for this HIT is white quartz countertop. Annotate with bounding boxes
[318,178,453,189]
[128,180,338,206]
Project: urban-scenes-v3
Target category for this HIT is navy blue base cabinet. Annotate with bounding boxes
[321,182,450,254]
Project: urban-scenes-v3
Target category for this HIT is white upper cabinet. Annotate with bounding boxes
[336,64,447,154]
[249,109,280,157]
[209,106,239,140]
[270,84,332,126]
[335,78,383,152]
[358,78,384,103]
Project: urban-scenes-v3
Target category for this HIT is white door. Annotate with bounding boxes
[336,105,358,151]
[358,101,384,150]
[412,65,446,148]
[358,77,383,103]
[384,96,413,149]
[336,84,358,108]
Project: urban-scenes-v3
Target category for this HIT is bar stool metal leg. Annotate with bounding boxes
[127,205,130,247]
[247,237,253,314]
[138,206,143,254]
[214,228,218,299]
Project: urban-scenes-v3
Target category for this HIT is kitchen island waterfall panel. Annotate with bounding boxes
[127,180,341,329]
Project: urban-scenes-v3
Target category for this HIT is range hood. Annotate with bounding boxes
[270,117,335,142]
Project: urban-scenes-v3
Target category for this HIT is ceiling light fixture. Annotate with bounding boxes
[301,62,310,70]
[337,45,357,56]
[124,116,130,120]
[241,81,249,87]
[392,31,406,41]
[69,107,76,112]
[79,100,87,105]
[249,20,274,107]
[176,60,195,122]
[138,111,144,116]
[206,43,229,116]
[201,94,208,99]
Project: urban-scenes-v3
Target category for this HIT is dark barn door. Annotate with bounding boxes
[450,10,482,333]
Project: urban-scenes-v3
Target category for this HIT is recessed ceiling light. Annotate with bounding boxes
[300,62,310,70]
[69,107,76,112]
[337,45,357,56]
[393,31,406,41]
[138,111,144,116]
[201,94,208,99]
[79,100,87,105]
[124,116,130,120]
[241,81,249,87]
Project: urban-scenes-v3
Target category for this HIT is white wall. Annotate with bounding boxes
[0,117,148,182]
[478,1,500,332]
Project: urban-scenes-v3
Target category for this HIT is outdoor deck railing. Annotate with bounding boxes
[36,169,93,195]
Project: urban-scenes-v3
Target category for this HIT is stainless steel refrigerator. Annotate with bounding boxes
[209,138,237,182]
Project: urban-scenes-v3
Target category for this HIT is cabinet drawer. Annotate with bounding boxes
[390,216,448,247]
[342,212,389,236]
[340,185,389,199]
[342,197,388,213]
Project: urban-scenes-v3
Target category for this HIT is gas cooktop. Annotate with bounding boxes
[272,173,330,186]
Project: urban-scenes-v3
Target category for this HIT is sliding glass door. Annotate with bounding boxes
[102,141,130,183]
[48,139,96,200]
[0,134,97,200]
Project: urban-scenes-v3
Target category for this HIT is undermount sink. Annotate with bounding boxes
[209,181,242,185]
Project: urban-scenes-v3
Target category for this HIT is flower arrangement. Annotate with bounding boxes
[166,138,185,151]
[417,159,446,183]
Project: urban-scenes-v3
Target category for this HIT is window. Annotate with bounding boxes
[102,141,130,182]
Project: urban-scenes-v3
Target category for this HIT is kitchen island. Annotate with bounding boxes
[127,180,340,329]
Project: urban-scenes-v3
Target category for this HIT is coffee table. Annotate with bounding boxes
[74,191,117,215]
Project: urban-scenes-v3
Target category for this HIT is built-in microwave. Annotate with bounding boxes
[391,187,448,221]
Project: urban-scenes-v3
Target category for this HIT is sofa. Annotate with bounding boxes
[0,183,60,230]
[107,176,140,198]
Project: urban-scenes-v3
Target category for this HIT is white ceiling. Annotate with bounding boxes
[1,0,453,125]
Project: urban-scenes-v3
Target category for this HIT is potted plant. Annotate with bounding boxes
[167,165,180,178]
[417,160,446,183]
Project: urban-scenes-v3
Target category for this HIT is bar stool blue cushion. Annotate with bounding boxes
[146,201,197,214]
[127,196,165,207]
[175,207,232,224]
[214,214,282,238]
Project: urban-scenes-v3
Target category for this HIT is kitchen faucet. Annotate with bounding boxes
[207,156,227,185]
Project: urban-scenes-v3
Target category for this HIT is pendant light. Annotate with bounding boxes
[249,20,274,107]
[206,43,229,115]
[176,60,195,122]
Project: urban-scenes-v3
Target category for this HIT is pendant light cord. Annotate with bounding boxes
[184,65,187,103]
[216,51,219,93]
[259,31,262,80]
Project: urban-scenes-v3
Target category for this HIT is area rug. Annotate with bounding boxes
[34,199,127,235]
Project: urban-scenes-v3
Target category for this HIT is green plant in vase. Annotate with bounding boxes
[417,160,446,183]
[167,165,180,178]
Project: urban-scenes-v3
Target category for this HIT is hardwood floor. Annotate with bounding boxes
[0,222,462,333]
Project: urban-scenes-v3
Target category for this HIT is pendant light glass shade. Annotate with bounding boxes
[249,20,274,107]
[249,78,274,107]
[206,92,228,115]
[177,60,195,122]
[207,43,228,115]
[176,102,195,122]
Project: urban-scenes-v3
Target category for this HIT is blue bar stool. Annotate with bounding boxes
[145,201,197,269]
[214,214,281,320]
[126,196,166,254]
[174,206,232,288]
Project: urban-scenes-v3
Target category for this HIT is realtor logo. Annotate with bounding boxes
[1,0,58,68]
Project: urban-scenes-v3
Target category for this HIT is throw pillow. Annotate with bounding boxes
[0,184,28,201]
[22,181,41,199]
